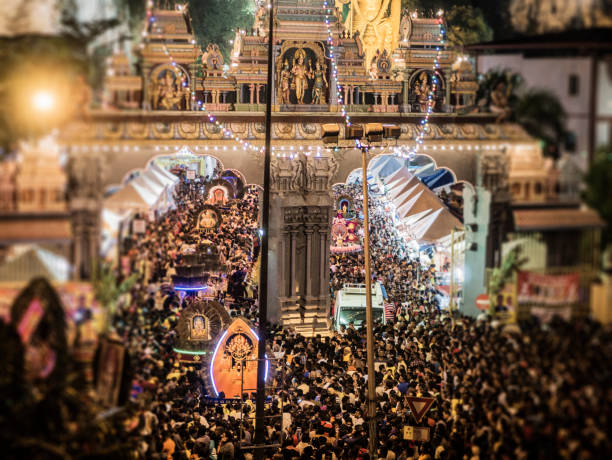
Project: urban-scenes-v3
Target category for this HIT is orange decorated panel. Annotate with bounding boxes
[209,317,268,399]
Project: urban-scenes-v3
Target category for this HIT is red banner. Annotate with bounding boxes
[517,271,579,306]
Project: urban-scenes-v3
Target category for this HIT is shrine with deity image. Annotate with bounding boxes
[209,317,266,399]
[277,43,328,106]
[331,195,362,253]
[103,1,477,113]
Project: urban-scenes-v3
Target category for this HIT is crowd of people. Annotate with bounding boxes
[330,184,439,315]
[7,170,609,459]
[101,174,611,460]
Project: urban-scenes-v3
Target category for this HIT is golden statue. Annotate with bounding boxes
[414,72,431,112]
[339,0,401,70]
[291,49,311,104]
[150,70,189,110]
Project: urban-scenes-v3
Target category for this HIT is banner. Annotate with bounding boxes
[517,271,579,306]
[132,219,146,234]
[17,298,44,344]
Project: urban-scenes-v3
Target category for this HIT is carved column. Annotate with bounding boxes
[289,228,298,297]
[249,84,255,104]
[68,152,105,280]
[267,152,337,330]
[142,63,152,109]
[305,228,313,298]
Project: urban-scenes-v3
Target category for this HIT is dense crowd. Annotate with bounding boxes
[7,171,609,459]
[330,184,439,314]
[102,174,611,460]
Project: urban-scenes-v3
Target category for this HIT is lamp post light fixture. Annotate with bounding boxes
[32,90,55,112]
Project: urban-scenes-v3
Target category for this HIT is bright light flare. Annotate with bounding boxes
[32,91,55,112]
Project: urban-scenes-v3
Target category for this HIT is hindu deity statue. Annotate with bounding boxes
[278,60,291,104]
[311,60,327,104]
[291,49,311,104]
[489,81,513,122]
[150,70,189,110]
[414,72,431,112]
[338,0,401,68]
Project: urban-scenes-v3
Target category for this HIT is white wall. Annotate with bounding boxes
[596,60,612,149]
[478,54,594,165]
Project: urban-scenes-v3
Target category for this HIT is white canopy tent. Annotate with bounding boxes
[409,208,462,243]
[104,183,150,213]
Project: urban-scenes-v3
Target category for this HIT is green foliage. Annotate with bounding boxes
[92,261,138,329]
[445,5,493,47]
[487,245,527,315]
[477,68,567,158]
[582,145,612,246]
[188,0,254,62]
[515,89,567,158]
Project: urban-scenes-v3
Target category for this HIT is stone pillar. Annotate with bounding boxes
[305,228,313,298]
[68,152,104,280]
[267,152,339,334]
[249,84,255,104]
[142,63,152,109]
[189,62,198,110]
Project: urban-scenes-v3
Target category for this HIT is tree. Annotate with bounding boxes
[188,0,254,62]
[515,89,567,159]
[582,145,612,248]
[487,245,527,315]
[477,68,567,158]
[445,5,493,47]
[92,261,138,332]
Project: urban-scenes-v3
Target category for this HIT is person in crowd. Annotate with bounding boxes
[104,173,610,460]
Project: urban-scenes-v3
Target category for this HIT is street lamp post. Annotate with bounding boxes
[323,122,400,458]
[359,142,377,458]
[254,0,274,457]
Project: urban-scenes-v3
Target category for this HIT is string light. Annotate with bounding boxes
[142,2,264,155]
[135,4,446,161]
[321,7,446,159]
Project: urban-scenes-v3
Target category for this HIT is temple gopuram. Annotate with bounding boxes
[103,2,476,113]
[61,1,548,329]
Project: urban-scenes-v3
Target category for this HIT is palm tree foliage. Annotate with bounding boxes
[478,68,567,158]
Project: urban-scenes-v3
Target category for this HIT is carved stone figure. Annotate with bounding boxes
[311,60,327,104]
[489,81,513,122]
[279,60,291,104]
[339,0,402,69]
[150,69,189,110]
[414,72,431,112]
[291,49,311,104]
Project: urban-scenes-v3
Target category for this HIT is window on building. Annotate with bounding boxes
[569,74,579,95]
[535,182,543,195]
[565,132,577,152]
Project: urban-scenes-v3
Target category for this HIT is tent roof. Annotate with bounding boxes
[105,183,149,210]
[0,247,71,282]
[150,163,179,185]
[384,167,411,186]
[371,156,403,178]
[391,179,420,203]
[411,208,463,243]
[422,169,455,189]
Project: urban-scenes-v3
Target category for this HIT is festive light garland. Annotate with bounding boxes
[320,6,446,159]
[135,3,446,161]
[143,1,266,155]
